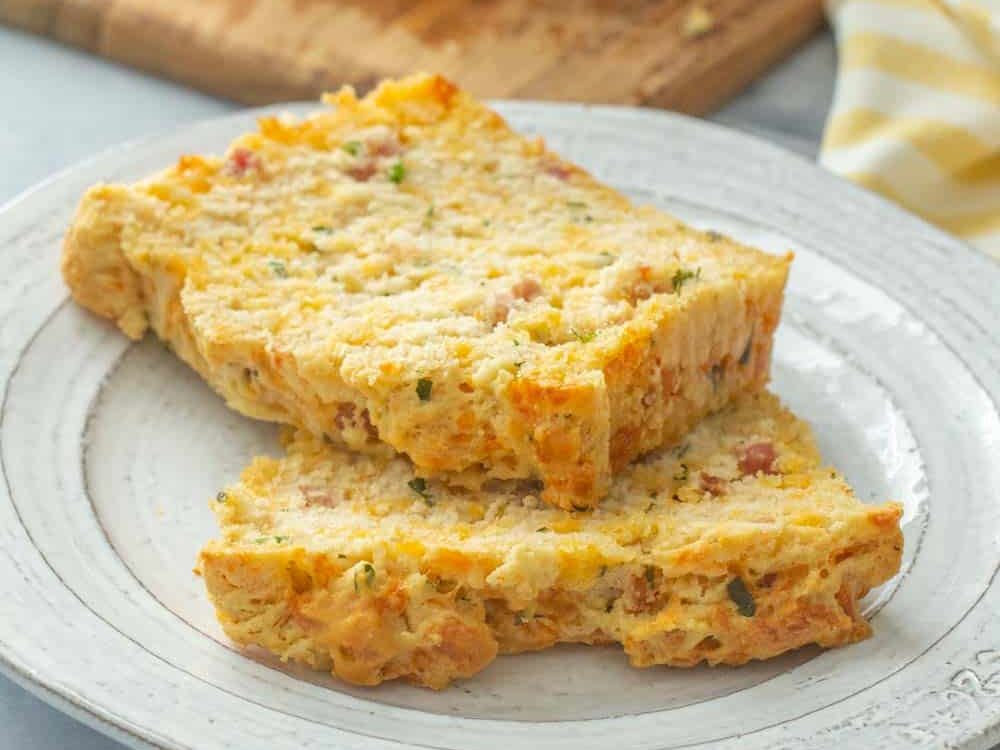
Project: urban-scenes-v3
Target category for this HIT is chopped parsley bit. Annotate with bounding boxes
[706,230,723,242]
[727,577,756,617]
[342,140,362,156]
[423,204,435,227]
[673,463,689,482]
[570,328,597,343]
[671,266,701,293]
[216,491,228,502]
[673,442,691,458]
[337,553,347,559]
[739,329,754,366]
[312,225,332,233]
[566,200,588,209]
[535,526,551,533]
[597,251,617,266]
[273,536,289,544]
[709,363,725,391]
[482,218,491,227]
[253,537,268,544]
[416,378,433,401]
[644,565,657,586]
[407,477,432,500]
[268,260,288,278]
[388,161,406,183]
[512,338,520,346]
[354,562,376,593]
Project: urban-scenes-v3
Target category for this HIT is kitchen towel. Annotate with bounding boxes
[821,0,1000,258]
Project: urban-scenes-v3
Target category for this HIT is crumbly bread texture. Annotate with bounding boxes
[200,392,902,689]
[63,73,790,508]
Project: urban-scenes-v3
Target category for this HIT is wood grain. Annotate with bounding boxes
[0,0,823,113]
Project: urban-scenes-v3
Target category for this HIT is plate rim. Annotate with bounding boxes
[0,100,997,750]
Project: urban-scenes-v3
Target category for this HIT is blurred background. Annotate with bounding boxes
[0,0,996,746]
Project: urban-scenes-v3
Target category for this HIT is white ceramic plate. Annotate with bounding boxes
[1,103,998,750]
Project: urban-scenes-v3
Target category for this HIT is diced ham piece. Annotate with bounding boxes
[359,408,379,440]
[366,131,401,157]
[223,147,260,176]
[624,570,660,614]
[334,402,356,431]
[346,161,377,182]
[489,291,514,325]
[738,441,778,476]
[511,277,543,301]
[544,162,574,180]
[699,472,727,496]
[300,485,338,508]
[334,402,378,440]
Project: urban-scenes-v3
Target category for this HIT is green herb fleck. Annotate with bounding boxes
[423,204,435,227]
[273,536,289,544]
[596,251,616,267]
[739,329,754,366]
[571,328,597,343]
[337,553,347,559]
[673,463,689,482]
[312,225,332,233]
[388,161,406,184]
[416,378,433,401]
[354,562,376,593]
[253,537,268,544]
[566,200,588,209]
[727,577,756,617]
[408,477,432,500]
[673,442,691,458]
[268,260,288,278]
[671,267,701,293]
[536,526,551,533]
[342,140,362,156]
[216,491,228,503]
[709,362,725,391]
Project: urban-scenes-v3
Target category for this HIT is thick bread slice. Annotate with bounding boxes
[200,392,902,689]
[63,73,790,508]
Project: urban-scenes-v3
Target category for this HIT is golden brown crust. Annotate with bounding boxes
[61,73,791,509]
[61,185,151,340]
[199,392,903,689]
[201,531,901,688]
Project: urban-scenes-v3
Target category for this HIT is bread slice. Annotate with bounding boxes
[199,391,902,689]
[63,73,790,508]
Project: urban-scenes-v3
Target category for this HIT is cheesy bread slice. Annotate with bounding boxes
[200,392,902,689]
[63,74,790,508]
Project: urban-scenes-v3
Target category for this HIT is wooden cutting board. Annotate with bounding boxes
[0,0,823,114]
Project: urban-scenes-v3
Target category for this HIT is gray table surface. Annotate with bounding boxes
[0,25,835,749]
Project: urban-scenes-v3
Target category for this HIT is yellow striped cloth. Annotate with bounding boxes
[821,0,1000,258]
